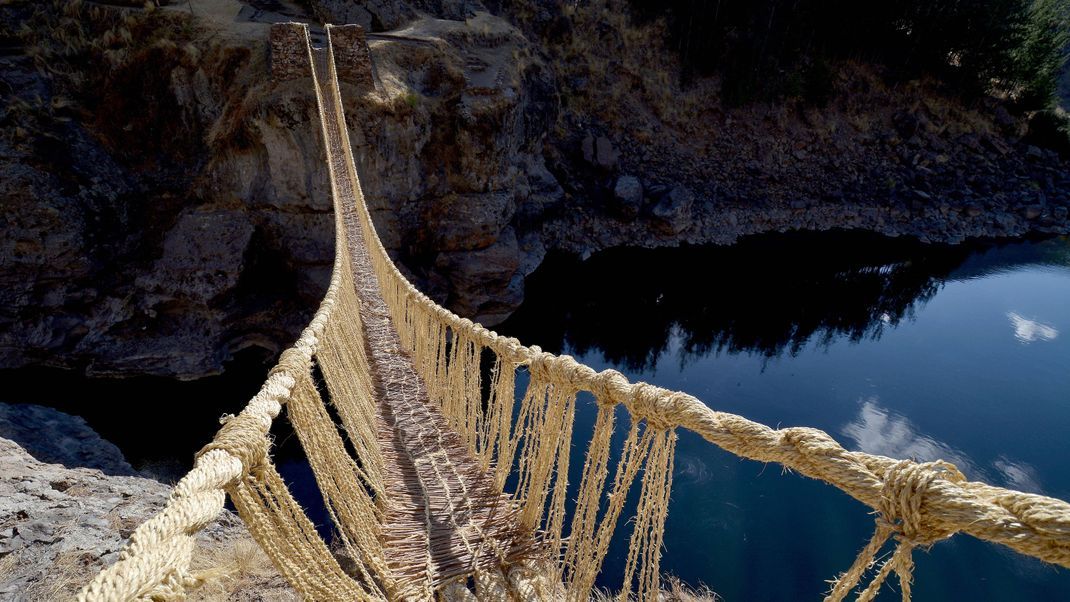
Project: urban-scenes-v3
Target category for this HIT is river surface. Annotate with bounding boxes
[496,231,1070,601]
[5,231,1069,600]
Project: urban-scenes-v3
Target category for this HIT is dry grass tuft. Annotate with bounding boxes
[23,551,95,602]
[188,536,296,601]
[548,0,709,130]
[0,551,20,589]
[591,576,721,601]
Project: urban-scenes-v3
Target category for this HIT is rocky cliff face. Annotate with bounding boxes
[0,404,136,476]
[344,13,559,323]
[1,2,564,377]
[1,0,1068,381]
[486,0,1070,254]
[0,3,334,378]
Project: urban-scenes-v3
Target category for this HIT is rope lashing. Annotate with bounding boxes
[825,460,967,602]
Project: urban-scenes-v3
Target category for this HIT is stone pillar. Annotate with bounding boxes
[270,23,311,82]
[328,24,375,89]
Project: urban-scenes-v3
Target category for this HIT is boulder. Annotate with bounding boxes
[515,159,564,219]
[651,186,694,234]
[613,175,643,217]
[594,136,620,170]
[581,134,619,170]
[581,135,595,164]
[0,404,135,476]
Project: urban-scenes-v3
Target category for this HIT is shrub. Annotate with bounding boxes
[1024,108,1070,156]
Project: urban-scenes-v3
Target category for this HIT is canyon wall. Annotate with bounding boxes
[1,1,1067,379]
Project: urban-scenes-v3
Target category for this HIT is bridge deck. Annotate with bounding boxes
[311,48,540,598]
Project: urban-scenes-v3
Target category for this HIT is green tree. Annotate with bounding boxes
[1015,0,1070,109]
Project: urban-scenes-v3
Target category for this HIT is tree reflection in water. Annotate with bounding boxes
[499,230,998,370]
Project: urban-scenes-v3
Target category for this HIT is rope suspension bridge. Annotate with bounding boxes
[76,23,1070,601]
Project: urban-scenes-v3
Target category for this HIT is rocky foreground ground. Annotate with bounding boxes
[0,404,295,601]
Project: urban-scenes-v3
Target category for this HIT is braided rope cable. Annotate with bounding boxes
[75,24,349,601]
[77,18,1070,601]
[341,61,1070,570]
[356,197,1070,572]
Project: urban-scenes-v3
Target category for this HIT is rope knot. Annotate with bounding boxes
[592,370,625,407]
[557,354,591,389]
[499,336,525,362]
[197,419,270,476]
[269,348,310,379]
[627,384,686,429]
[879,460,965,547]
[826,460,967,602]
[529,351,554,380]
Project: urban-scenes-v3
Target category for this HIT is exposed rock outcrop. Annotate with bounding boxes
[0,436,295,600]
[308,0,478,31]
[0,3,561,376]
[495,0,1070,257]
[0,404,135,476]
[321,12,560,323]
[0,4,335,378]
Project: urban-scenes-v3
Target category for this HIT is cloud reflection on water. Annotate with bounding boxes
[842,398,980,477]
[1007,312,1058,344]
[993,456,1043,494]
[675,454,712,485]
[841,398,1044,494]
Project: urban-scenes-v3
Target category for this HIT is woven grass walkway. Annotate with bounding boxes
[312,49,541,599]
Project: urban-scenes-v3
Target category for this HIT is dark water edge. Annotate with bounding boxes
[0,228,1046,470]
[497,229,1056,368]
[3,229,1069,599]
[0,228,962,473]
[0,348,280,480]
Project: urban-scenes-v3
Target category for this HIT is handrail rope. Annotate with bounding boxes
[78,20,1070,602]
[76,25,353,601]
[361,196,1070,568]
[332,29,1070,571]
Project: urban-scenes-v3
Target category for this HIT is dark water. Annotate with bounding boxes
[6,231,1069,600]
[497,231,1070,601]
[1,349,274,479]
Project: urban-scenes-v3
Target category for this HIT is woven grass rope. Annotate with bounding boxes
[78,22,1070,602]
